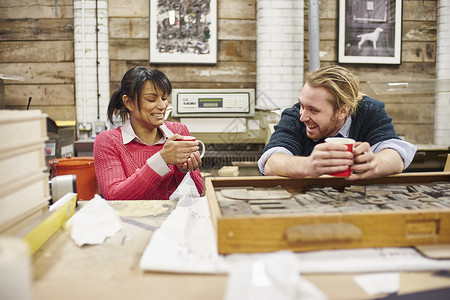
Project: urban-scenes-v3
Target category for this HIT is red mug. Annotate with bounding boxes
[176,136,205,158]
[324,137,355,177]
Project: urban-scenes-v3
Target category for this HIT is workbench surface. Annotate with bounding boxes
[32,200,450,300]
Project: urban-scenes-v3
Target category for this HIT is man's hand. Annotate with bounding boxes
[347,142,377,180]
[347,142,403,180]
[264,142,353,178]
[305,142,354,177]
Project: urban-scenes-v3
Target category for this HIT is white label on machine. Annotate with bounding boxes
[180,118,246,133]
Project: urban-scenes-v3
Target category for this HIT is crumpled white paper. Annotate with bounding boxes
[169,172,199,205]
[65,194,122,247]
[139,195,226,273]
[140,172,226,273]
[224,251,327,300]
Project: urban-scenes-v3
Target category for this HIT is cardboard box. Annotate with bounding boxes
[205,172,450,254]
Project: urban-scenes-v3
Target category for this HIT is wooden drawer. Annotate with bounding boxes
[205,172,450,254]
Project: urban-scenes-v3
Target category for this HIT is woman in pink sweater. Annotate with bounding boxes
[93,67,204,200]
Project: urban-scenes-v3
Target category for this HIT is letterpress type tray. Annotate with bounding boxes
[205,172,450,254]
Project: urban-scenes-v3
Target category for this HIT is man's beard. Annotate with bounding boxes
[305,113,342,141]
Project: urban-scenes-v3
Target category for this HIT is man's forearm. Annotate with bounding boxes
[374,148,404,176]
[264,153,309,178]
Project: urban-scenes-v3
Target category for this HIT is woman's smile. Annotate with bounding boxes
[151,112,165,120]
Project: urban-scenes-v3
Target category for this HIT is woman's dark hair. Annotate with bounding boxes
[107,66,172,124]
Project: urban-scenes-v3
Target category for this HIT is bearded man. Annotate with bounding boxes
[258,65,417,180]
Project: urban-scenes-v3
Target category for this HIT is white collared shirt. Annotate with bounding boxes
[121,119,175,176]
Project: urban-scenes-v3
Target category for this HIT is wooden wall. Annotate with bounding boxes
[108,0,257,94]
[0,0,437,144]
[0,0,76,120]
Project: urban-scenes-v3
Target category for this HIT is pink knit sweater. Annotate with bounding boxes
[93,122,204,200]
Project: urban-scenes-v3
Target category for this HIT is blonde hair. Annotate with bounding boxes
[305,65,364,115]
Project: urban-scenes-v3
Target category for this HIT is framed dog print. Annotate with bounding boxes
[149,0,217,64]
[338,0,402,64]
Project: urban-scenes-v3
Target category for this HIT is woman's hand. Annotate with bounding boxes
[176,151,202,172]
[160,134,202,171]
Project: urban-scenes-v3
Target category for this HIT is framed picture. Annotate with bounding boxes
[149,0,217,64]
[338,0,402,64]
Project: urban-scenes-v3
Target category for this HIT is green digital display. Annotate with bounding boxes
[198,98,223,108]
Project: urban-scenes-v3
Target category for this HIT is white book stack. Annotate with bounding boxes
[0,110,50,232]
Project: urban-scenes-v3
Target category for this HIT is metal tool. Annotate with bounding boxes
[120,216,159,231]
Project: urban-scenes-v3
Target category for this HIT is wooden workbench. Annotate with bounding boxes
[32,200,450,300]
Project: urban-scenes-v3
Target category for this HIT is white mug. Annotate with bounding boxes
[176,136,206,158]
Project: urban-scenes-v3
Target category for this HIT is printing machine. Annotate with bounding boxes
[167,89,280,176]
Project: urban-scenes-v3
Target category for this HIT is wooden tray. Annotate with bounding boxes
[205,172,450,254]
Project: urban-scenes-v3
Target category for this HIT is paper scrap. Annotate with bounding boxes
[295,247,450,273]
[65,195,122,247]
[224,251,327,300]
[353,272,399,296]
[139,196,227,273]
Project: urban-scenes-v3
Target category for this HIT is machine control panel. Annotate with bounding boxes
[172,89,255,117]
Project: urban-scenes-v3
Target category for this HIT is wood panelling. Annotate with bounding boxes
[109,39,149,61]
[218,20,256,40]
[218,0,256,19]
[317,0,338,19]
[394,124,434,144]
[109,61,256,84]
[385,103,434,124]
[0,0,73,19]
[350,63,437,82]
[403,1,437,21]
[108,0,149,18]
[403,21,437,41]
[305,40,437,64]
[7,105,77,121]
[0,41,74,62]
[0,63,75,84]
[109,39,256,62]
[0,19,74,41]
[5,84,75,106]
[401,41,436,62]
[219,41,256,62]
[0,0,74,121]
[108,18,149,39]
